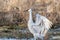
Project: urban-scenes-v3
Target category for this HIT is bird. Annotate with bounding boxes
[28,8,53,40]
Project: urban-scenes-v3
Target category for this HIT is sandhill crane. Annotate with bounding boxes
[28,9,53,40]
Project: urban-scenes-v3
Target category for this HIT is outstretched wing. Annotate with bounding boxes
[42,16,52,30]
[40,16,53,36]
[32,14,45,33]
[35,14,42,25]
[35,14,53,36]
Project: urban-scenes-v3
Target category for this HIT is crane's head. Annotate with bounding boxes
[28,9,32,13]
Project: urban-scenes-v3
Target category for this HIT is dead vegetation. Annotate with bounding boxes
[0,0,59,38]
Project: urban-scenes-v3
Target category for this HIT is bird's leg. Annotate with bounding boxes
[34,37,37,40]
[41,37,44,40]
[33,35,37,40]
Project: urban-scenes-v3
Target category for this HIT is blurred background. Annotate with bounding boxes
[0,0,60,40]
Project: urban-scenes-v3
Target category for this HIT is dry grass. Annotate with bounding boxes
[0,0,60,38]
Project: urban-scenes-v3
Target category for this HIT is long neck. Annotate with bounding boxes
[29,11,33,22]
